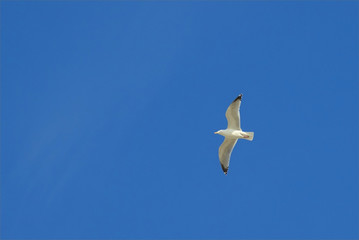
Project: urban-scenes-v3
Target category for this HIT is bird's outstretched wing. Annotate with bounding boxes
[219,138,238,175]
[225,94,242,130]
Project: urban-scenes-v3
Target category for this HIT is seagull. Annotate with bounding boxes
[214,94,254,175]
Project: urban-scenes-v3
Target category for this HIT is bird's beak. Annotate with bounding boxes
[214,131,219,134]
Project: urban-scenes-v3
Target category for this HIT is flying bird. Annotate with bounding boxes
[215,94,254,175]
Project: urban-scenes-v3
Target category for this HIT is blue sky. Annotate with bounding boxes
[1,1,358,239]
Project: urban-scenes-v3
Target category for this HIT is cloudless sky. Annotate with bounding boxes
[1,1,358,239]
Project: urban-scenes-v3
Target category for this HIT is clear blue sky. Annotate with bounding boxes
[1,1,358,239]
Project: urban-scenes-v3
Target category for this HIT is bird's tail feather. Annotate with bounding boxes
[245,132,254,141]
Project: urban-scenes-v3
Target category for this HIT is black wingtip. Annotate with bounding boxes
[232,94,243,103]
[221,164,228,175]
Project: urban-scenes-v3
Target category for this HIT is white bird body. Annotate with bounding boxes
[215,94,254,175]
[215,129,253,139]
